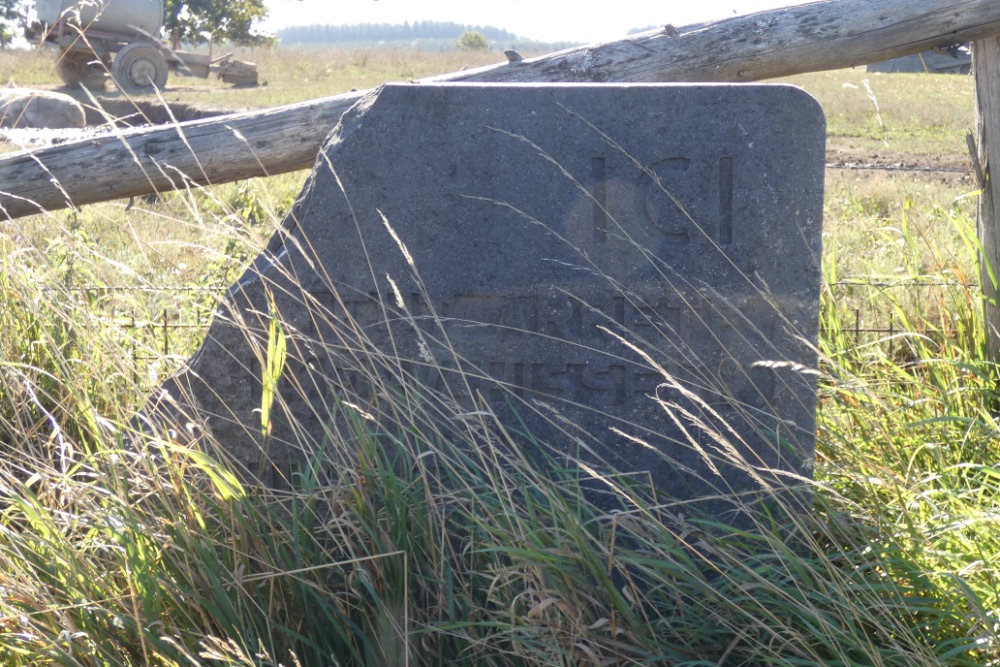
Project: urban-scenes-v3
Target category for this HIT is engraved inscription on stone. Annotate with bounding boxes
[633,156,736,247]
[147,83,826,518]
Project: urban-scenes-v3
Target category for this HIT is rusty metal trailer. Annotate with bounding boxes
[27,0,258,93]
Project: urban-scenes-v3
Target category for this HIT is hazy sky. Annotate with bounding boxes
[261,0,810,43]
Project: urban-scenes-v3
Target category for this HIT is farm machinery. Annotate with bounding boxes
[26,0,258,93]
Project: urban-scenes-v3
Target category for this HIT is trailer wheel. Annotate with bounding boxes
[56,51,108,90]
[112,43,168,93]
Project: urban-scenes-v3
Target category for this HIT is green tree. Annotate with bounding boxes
[164,0,270,45]
[456,30,489,51]
[0,0,28,48]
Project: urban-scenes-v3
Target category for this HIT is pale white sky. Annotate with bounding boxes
[261,0,810,44]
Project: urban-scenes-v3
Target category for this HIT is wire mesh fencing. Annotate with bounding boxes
[42,272,983,394]
[821,277,981,357]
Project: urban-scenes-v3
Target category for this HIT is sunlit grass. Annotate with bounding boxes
[780,68,975,157]
[0,45,512,111]
[3,215,999,664]
[0,46,996,667]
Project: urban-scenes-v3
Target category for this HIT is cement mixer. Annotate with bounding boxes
[27,0,258,92]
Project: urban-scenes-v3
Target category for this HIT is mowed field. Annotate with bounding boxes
[1,43,997,667]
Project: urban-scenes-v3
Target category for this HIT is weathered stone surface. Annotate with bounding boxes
[143,83,825,516]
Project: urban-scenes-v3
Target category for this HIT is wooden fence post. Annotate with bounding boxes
[975,39,1000,360]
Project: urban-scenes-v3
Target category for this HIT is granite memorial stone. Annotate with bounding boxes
[144,83,826,517]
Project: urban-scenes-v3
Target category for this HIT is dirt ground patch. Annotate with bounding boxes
[825,144,973,189]
[826,145,968,171]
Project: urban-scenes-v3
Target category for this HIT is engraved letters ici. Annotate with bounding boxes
[591,155,736,247]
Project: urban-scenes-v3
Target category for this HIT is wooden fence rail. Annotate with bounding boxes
[2,0,1000,220]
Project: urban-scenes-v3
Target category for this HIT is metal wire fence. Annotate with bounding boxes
[821,278,980,355]
[43,284,225,389]
[46,161,978,381]
[50,277,980,389]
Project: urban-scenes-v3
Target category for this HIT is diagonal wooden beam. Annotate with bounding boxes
[2,0,999,220]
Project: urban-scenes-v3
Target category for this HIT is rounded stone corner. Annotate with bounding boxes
[773,84,827,131]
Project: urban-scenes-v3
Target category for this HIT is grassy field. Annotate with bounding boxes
[1,45,998,666]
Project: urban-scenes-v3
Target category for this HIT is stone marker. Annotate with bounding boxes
[143,83,825,517]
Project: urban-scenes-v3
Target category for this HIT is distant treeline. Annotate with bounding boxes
[276,21,581,51]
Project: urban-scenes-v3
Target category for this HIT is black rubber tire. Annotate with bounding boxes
[56,50,108,90]
[112,42,169,94]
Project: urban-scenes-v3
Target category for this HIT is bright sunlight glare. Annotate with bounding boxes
[261,0,811,44]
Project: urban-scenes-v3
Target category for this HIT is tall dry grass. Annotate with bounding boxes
[0,48,996,667]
